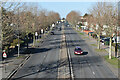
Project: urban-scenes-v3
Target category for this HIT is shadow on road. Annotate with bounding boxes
[50,40,84,45]
[64,32,77,35]
[13,54,106,79]
[83,52,88,55]
[64,27,73,30]
[30,48,52,54]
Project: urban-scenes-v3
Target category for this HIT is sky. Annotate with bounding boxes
[37,2,96,18]
[3,0,119,18]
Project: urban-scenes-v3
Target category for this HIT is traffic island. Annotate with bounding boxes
[58,25,70,78]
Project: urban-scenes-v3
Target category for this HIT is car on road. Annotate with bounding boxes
[50,31,54,35]
[74,47,83,55]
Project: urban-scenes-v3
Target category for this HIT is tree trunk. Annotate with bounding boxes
[33,33,35,47]
[27,34,29,49]
[109,37,112,59]
[97,34,100,49]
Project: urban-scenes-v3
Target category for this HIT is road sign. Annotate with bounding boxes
[3,52,7,58]
[41,29,43,34]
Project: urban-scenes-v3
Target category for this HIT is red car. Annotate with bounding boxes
[74,47,83,55]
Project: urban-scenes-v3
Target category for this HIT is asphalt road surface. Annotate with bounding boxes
[12,23,118,79]
[64,25,117,78]
[13,24,62,79]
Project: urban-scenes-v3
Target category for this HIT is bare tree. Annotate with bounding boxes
[1,2,23,51]
[89,2,106,49]
[47,11,60,25]
[103,3,118,59]
[89,2,118,59]
[1,1,61,52]
[66,11,81,26]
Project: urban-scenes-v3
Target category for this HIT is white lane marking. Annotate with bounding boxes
[93,72,95,75]
[67,45,74,79]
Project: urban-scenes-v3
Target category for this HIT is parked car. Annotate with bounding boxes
[74,47,83,55]
[100,37,109,43]
[88,32,94,36]
[100,36,105,40]
[100,37,114,43]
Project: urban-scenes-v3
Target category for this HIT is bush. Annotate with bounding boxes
[11,39,24,46]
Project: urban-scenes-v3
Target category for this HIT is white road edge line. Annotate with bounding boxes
[10,54,32,79]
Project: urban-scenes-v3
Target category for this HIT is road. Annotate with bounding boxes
[11,23,118,79]
[12,24,62,79]
[64,25,117,78]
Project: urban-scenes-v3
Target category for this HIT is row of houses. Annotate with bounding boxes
[77,14,120,43]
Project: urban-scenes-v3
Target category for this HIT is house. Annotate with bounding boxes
[78,16,88,30]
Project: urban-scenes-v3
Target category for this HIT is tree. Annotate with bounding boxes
[89,2,106,49]
[103,3,118,59]
[89,2,118,59]
[66,11,81,26]
[1,2,61,50]
[47,11,60,26]
[1,7,14,51]
[1,2,24,54]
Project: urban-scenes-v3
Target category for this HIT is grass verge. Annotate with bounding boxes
[95,48,106,52]
[104,55,120,68]
[82,36,89,39]
[91,44,97,46]
[16,55,24,59]
[79,33,84,35]
[76,30,84,35]
[37,40,41,43]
